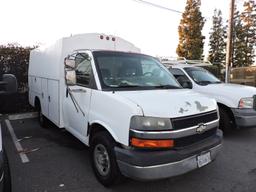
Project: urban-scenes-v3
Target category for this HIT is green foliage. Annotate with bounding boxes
[208,9,226,65]
[176,0,205,60]
[0,44,35,113]
[233,1,256,67]
[0,44,34,93]
[232,9,245,67]
[240,0,256,66]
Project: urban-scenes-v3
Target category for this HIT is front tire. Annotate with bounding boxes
[90,132,123,187]
[219,107,233,133]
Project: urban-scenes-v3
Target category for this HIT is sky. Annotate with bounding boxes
[0,0,242,57]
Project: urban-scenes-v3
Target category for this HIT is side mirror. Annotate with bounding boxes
[181,81,193,89]
[64,57,76,69]
[0,74,18,94]
[65,70,76,86]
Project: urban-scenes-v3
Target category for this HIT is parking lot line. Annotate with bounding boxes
[5,119,30,163]
[8,112,38,121]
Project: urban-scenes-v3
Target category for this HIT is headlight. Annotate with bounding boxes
[238,97,254,109]
[130,116,172,131]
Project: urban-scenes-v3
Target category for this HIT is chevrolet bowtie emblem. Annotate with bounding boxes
[196,123,207,134]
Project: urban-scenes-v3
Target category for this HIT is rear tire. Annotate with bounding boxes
[38,109,47,128]
[90,132,123,187]
[219,107,233,133]
[35,100,47,128]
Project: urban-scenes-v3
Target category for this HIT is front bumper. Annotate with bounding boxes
[231,108,256,129]
[115,129,222,180]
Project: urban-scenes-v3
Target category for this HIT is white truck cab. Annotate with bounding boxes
[163,59,256,131]
[29,34,222,186]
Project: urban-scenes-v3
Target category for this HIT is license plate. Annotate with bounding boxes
[197,152,211,168]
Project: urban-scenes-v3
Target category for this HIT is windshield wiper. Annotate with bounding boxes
[197,81,212,85]
[115,85,141,88]
[154,85,181,89]
[109,84,181,89]
[212,81,222,84]
[198,81,222,85]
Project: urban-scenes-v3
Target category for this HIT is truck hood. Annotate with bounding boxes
[116,89,217,118]
[197,83,256,102]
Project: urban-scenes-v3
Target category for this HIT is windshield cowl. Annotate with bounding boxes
[197,81,222,86]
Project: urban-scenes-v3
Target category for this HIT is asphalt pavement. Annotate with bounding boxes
[1,115,256,192]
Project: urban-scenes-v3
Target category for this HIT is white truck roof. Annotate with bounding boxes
[29,33,140,79]
[160,57,213,68]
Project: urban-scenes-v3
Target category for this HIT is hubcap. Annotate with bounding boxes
[94,144,110,176]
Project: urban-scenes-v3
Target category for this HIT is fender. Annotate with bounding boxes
[89,120,120,144]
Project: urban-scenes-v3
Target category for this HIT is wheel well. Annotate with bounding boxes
[217,103,236,125]
[88,123,115,145]
[34,97,41,110]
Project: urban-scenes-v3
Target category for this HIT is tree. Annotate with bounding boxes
[232,9,245,67]
[239,0,256,66]
[208,9,226,65]
[176,0,205,60]
[232,1,256,67]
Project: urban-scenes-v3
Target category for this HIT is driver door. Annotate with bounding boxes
[63,51,94,142]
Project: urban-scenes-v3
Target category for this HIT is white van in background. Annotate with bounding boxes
[29,33,222,186]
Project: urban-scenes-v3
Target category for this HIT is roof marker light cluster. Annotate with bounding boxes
[99,35,116,41]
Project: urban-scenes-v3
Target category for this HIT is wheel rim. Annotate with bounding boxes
[93,144,110,176]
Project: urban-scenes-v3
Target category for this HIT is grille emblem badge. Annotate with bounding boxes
[196,123,207,134]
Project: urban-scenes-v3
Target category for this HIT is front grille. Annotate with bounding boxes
[174,128,217,148]
[171,110,218,130]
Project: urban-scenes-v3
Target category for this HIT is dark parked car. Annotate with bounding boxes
[0,74,17,192]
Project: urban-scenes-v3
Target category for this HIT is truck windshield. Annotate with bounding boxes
[93,51,181,90]
[184,67,222,85]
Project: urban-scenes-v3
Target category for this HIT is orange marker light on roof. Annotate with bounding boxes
[112,37,116,41]
[106,36,110,40]
[100,35,104,39]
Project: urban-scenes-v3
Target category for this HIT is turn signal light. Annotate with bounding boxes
[131,138,174,148]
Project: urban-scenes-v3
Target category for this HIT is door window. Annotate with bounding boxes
[75,53,92,86]
[169,68,192,88]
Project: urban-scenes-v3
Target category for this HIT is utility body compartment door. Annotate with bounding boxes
[41,78,49,117]
[48,80,60,126]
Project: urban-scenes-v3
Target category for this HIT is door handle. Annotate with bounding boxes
[48,96,51,102]
[71,88,87,93]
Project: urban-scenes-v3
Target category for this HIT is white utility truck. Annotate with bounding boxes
[163,58,256,132]
[29,34,222,186]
